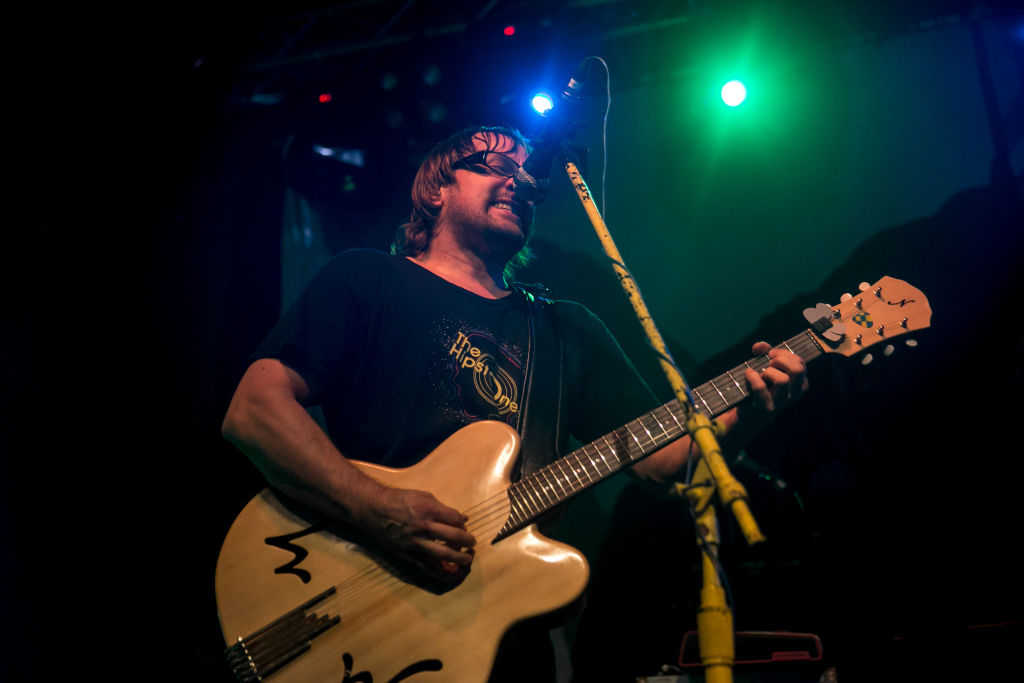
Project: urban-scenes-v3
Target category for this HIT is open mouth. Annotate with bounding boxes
[491,200,527,224]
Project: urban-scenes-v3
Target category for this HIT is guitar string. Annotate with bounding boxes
[425,334,823,541]
[277,394,705,648]
[247,358,768,650]
[267,489,525,624]
[449,335,822,536]
[247,400,720,659]
[271,511,513,639]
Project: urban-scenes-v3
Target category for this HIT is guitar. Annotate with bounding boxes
[216,276,931,682]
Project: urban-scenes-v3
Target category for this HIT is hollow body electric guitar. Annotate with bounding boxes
[216,277,931,682]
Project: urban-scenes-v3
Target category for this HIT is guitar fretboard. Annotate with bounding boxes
[496,330,823,539]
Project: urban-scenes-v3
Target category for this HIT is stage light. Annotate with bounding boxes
[318,93,333,104]
[311,145,365,168]
[425,102,447,123]
[531,92,554,115]
[423,65,442,86]
[386,108,404,128]
[503,25,516,36]
[721,80,747,106]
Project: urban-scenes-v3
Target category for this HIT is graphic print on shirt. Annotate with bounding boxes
[448,330,523,423]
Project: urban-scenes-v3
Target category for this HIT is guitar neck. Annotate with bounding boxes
[496,329,823,539]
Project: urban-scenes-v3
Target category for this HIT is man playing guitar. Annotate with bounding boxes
[221,125,807,681]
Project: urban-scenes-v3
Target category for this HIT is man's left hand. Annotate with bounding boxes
[742,341,809,416]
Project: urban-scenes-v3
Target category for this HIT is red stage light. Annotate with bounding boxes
[503,25,515,36]
[318,93,333,103]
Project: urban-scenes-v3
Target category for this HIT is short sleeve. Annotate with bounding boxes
[250,251,380,402]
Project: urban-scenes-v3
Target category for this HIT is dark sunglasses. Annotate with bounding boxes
[451,151,520,179]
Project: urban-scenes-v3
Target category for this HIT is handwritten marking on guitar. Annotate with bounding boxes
[265,524,325,584]
[339,652,442,682]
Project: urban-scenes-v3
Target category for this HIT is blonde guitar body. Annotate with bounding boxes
[216,421,589,683]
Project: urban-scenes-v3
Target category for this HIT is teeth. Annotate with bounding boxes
[492,202,522,218]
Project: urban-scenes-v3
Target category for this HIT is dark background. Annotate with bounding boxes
[4,1,1023,681]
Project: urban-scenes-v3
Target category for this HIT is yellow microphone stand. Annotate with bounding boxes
[564,160,765,683]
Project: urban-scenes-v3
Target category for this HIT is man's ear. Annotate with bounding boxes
[430,185,446,208]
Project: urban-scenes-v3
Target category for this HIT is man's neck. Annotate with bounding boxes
[409,244,511,299]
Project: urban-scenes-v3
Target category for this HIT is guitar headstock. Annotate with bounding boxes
[806,276,931,358]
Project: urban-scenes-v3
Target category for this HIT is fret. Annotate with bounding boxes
[568,452,589,488]
[694,389,713,415]
[636,416,656,451]
[594,440,614,474]
[517,482,539,518]
[659,404,685,438]
[806,331,824,354]
[647,413,671,450]
[712,376,734,405]
[544,466,567,502]
[708,378,728,408]
[553,459,575,497]
[520,479,544,516]
[582,443,606,477]
[540,468,561,505]
[724,369,746,400]
[704,387,729,413]
[605,438,623,473]
[623,423,643,457]
[547,461,568,499]
[800,332,824,360]
[508,485,529,526]
[666,401,687,430]
[576,449,597,484]
[600,434,618,465]
[531,472,553,508]
[643,414,667,452]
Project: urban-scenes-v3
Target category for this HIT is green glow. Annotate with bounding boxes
[665,9,827,237]
[721,80,747,106]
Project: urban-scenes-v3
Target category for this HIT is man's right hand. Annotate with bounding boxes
[223,359,477,582]
[359,486,477,583]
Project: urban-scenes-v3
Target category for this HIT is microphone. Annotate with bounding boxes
[513,57,594,204]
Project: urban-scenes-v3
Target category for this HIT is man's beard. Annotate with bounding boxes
[445,199,533,260]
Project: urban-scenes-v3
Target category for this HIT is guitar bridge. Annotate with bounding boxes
[225,587,340,681]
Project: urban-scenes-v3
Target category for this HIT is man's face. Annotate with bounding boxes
[437,132,536,254]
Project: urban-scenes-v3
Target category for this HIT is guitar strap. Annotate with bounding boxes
[511,287,564,481]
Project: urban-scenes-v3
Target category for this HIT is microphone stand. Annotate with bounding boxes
[563,158,764,683]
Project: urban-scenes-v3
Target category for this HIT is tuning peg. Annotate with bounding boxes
[883,344,894,356]
[905,339,918,347]
[858,281,871,292]
[840,293,852,302]
[861,353,873,365]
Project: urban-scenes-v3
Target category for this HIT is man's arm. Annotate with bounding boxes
[632,342,808,485]
[222,358,476,580]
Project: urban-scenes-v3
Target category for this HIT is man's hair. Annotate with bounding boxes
[390,125,534,285]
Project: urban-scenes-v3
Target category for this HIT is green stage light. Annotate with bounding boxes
[721,80,747,106]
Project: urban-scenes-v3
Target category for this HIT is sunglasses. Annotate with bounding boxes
[451,151,521,179]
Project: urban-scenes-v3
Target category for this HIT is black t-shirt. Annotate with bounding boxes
[252,249,658,470]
